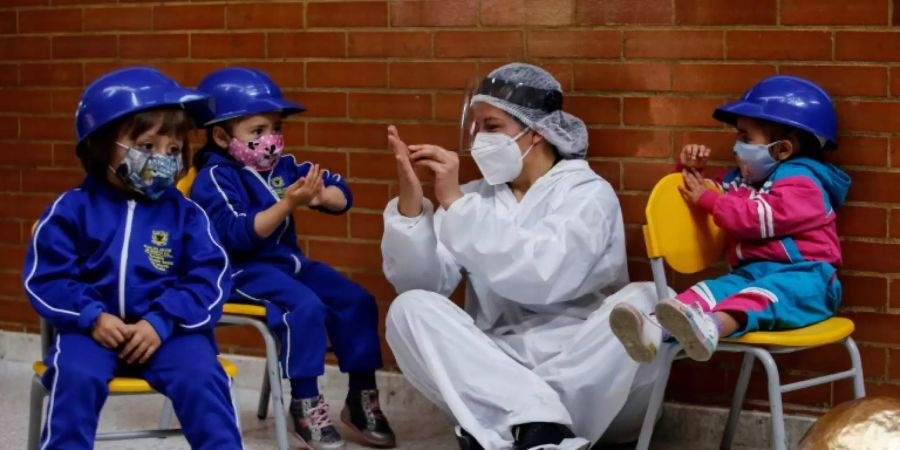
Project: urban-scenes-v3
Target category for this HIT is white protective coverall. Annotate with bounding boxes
[382,158,663,450]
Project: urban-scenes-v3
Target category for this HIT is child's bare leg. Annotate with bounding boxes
[714,311,740,336]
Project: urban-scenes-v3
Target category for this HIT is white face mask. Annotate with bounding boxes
[471,128,534,185]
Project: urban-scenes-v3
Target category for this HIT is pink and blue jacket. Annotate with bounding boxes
[695,158,850,268]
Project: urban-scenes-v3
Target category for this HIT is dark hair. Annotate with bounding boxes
[192,120,234,168]
[761,119,825,161]
[77,107,193,178]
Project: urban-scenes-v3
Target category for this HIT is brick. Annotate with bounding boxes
[83,62,129,85]
[288,150,348,176]
[227,3,303,29]
[0,143,52,166]
[841,311,900,345]
[477,61,573,90]
[893,209,900,238]
[527,30,619,58]
[565,96,620,125]
[294,209,347,238]
[286,91,346,118]
[435,92,465,121]
[53,143,81,168]
[52,89,81,114]
[308,240,381,270]
[120,33,188,59]
[0,193,57,219]
[827,136,887,167]
[836,32,900,62]
[890,349,900,378]
[727,31,831,61]
[394,123,458,152]
[588,129,671,159]
[842,241,900,273]
[893,279,900,308]
[780,65,886,98]
[673,130,736,163]
[350,151,397,180]
[836,101,900,133]
[349,93,431,120]
[0,89,53,114]
[845,170,900,203]
[391,0,477,27]
[575,0,673,24]
[574,62,671,92]
[269,32,346,58]
[0,219,22,244]
[308,1,386,28]
[618,193,649,225]
[52,35,116,59]
[837,274,887,309]
[625,30,723,59]
[155,4,224,30]
[676,0,776,24]
[0,37,51,60]
[435,31,524,58]
[482,0,576,26]
[624,97,722,127]
[782,0,889,26]
[673,64,776,94]
[349,182,391,209]
[390,62,476,89]
[192,33,265,59]
[20,116,74,141]
[19,8,82,33]
[308,122,387,150]
[0,299,37,325]
[0,119,18,139]
[893,138,900,169]
[349,32,430,58]
[0,168,20,192]
[350,211,383,239]
[308,61,388,88]
[623,162,675,190]
[151,61,228,87]
[0,11,14,35]
[837,206,887,238]
[21,168,82,194]
[83,7,153,31]
[0,64,17,86]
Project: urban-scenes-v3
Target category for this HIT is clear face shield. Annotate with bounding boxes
[458,75,564,154]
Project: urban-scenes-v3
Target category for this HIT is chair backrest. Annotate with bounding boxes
[176,167,198,197]
[643,173,726,274]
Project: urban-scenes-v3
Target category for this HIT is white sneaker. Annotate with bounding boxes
[655,299,719,362]
[610,303,661,363]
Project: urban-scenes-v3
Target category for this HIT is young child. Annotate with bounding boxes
[190,67,394,450]
[23,67,242,449]
[610,75,850,363]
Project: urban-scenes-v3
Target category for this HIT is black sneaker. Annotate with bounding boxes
[340,389,396,448]
[512,422,586,450]
[289,395,345,450]
[454,426,485,450]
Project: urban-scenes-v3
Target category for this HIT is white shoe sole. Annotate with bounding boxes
[655,300,714,362]
[610,306,657,363]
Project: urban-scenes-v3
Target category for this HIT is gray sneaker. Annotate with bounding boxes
[341,389,396,448]
[289,395,345,450]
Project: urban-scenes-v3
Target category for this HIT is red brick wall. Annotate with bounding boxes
[1,0,898,413]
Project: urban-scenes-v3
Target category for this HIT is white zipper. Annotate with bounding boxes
[118,200,136,318]
[291,254,302,274]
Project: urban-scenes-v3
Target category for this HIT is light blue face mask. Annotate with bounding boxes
[111,143,182,200]
[733,141,779,183]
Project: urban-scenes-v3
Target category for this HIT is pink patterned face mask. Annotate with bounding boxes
[227,133,284,171]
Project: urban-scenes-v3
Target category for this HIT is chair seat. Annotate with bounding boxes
[721,317,854,347]
[33,357,238,394]
[223,302,267,317]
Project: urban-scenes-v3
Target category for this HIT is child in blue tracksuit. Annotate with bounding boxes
[22,67,242,449]
[190,67,394,450]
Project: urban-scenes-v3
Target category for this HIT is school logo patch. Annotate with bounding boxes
[270,176,287,198]
[144,229,174,272]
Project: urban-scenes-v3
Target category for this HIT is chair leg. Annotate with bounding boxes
[254,322,290,450]
[843,337,866,399]
[720,352,755,450]
[27,377,45,450]
[752,349,786,450]
[635,343,679,450]
[158,398,175,430]
[257,367,271,420]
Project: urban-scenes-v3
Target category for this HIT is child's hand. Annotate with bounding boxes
[120,320,161,364]
[309,185,348,210]
[283,164,324,209]
[680,144,711,170]
[678,169,709,204]
[91,312,131,349]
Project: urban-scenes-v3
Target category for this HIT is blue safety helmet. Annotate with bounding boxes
[75,66,212,150]
[714,75,837,150]
[196,67,305,126]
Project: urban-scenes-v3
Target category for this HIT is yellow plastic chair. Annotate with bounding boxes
[27,321,239,449]
[177,168,290,450]
[635,173,865,450]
